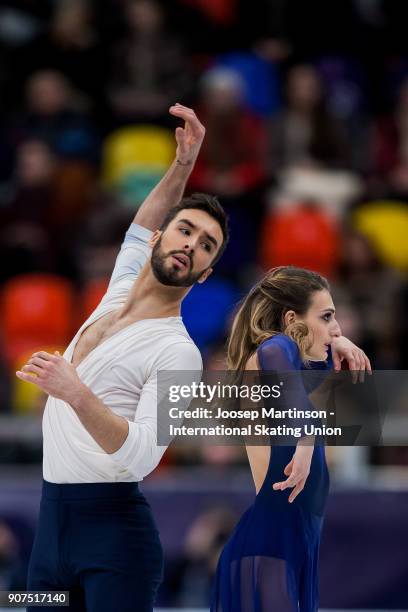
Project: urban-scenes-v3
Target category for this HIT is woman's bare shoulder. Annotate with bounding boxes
[245,352,259,371]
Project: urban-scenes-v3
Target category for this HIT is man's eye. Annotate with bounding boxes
[202,243,211,251]
[180,228,190,235]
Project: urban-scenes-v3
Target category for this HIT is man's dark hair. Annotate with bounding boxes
[159,193,229,265]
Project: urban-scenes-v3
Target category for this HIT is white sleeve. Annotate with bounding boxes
[109,341,202,480]
[103,223,153,303]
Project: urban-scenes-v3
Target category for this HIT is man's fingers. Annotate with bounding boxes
[170,106,205,136]
[170,105,195,120]
[32,351,55,361]
[16,371,39,384]
[170,103,195,115]
[22,364,43,376]
[28,356,48,368]
[175,126,187,149]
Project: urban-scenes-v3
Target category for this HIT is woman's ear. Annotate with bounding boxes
[283,309,296,328]
[149,229,162,248]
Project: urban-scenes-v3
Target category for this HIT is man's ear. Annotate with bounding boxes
[149,229,162,247]
[283,309,296,328]
[197,267,213,284]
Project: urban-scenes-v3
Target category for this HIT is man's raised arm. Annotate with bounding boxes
[133,104,205,232]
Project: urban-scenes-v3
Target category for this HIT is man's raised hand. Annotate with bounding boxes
[169,103,205,166]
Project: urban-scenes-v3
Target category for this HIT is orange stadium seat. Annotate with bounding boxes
[259,205,340,278]
[1,273,74,366]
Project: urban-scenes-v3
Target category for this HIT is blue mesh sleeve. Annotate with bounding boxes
[256,335,326,443]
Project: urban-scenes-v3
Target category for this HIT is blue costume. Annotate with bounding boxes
[211,334,331,612]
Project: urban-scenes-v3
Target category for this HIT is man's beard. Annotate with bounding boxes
[151,239,207,287]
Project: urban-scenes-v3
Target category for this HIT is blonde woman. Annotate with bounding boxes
[211,266,370,612]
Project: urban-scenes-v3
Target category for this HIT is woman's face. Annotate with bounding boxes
[295,289,341,360]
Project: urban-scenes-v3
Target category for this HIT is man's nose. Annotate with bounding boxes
[184,243,194,254]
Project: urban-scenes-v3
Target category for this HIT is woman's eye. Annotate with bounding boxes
[180,228,190,235]
[323,313,332,321]
[202,243,211,251]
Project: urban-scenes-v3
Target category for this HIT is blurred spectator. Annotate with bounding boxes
[7,0,105,111]
[270,64,350,172]
[373,76,408,195]
[191,67,268,198]
[164,507,236,607]
[8,69,98,165]
[0,521,20,590]
[0,223,53,284]
[43,0,102,98]
[180,0,236,27]
[316,56,371,173]
[1,138,95,231]
[268,64,362,220]
[107,0,191,123]
[199,446,245,468]
[0,139,57,283]
[334,230,404,367]
[189,67,269,279]
[3,139,57,226]
[215,51,281,117]
[0,138,93,282]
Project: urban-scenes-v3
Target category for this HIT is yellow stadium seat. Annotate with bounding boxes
[102,125,175,186]
[353,201,408,271]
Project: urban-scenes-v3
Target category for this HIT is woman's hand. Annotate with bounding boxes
[331,336,372,383]
[273,441,314,503]
[16,351,86,405]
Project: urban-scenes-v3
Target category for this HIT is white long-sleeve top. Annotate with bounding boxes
[42,223,202,483]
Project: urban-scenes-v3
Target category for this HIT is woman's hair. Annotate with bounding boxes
[227,266,330,370]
